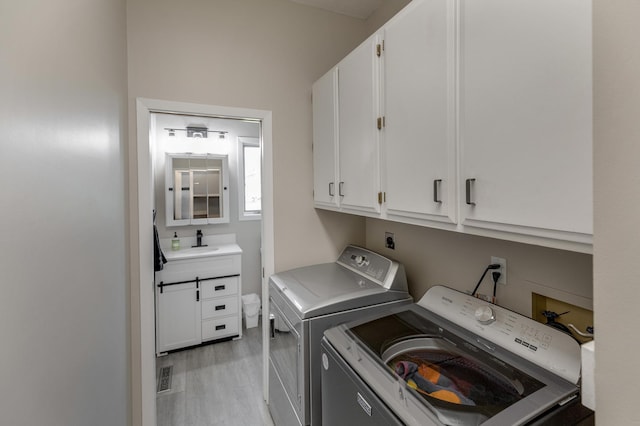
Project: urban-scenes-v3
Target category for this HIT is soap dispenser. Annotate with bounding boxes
[171,232,180,251]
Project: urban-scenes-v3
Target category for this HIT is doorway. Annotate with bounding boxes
[133,98,274,426]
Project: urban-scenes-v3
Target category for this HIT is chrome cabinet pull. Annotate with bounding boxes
[433,179,442,203]
[328,182,334,196]
[338,182,344,197]
[466,178,476,205]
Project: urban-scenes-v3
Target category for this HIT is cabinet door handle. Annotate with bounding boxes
[215,305,226,311]
[466,178,476,205]
[196,290,200,302]
[433,179,442,203]
[339,182,344,197]
[215,324,226,331]
[215,285,225,291]
[270,314,275,339]
[328,182,335,197]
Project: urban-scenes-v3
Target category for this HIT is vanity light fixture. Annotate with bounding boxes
[164,126,228,139]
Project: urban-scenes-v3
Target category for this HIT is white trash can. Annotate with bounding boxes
[241,293,261,329]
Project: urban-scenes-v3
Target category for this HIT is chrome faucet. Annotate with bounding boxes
[196,229,203,247]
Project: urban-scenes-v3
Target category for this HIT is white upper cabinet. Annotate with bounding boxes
[165,153,230,227]
[383,0,456,226]
[311,0,593,253]
[458,0,592,250]
[312,68,339,209]
[337,32,383,214]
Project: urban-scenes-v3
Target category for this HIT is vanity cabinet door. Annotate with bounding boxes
[156,282,201,353]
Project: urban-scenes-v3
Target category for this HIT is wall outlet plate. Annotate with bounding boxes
[491,256,507,285]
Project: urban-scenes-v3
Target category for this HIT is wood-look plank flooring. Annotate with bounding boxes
[156,324,274,426]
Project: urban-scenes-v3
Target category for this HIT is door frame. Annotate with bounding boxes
[131,98,274,426]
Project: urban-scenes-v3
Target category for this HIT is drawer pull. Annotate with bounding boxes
[215,285,226,291]
[215,305,226,311]
[215,324,226,331]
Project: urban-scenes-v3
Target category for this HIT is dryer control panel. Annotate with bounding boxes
[420,285,581,384]
[337,246,407,292]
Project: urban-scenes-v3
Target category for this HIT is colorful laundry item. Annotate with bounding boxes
[395,360,475,406]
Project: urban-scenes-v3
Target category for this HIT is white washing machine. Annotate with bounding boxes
[322,285,594,425]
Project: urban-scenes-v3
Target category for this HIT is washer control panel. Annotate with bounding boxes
[420,285,581,384]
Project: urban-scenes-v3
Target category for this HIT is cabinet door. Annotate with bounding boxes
[312,68,339,209]
[338,33,383,214]
[383,0,456,225]
[459,0,592,246]
[156,282,201,353]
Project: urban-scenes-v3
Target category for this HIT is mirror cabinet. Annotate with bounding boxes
[165,153,229,226]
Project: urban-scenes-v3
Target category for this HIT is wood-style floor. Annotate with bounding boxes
[156,324,274,426]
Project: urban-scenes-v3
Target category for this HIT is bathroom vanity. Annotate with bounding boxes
[155,234,242,356]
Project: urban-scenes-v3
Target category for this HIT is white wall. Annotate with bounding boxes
[593,0,640,422]
[0,1,129,426]
[152,113,263,296]
[126,0,370,272]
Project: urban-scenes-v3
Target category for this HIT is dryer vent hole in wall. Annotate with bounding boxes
[157,365,173,393]
[385,232,395,250]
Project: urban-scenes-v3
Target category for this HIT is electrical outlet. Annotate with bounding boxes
[385,232,395,250]
[491,256,507,285]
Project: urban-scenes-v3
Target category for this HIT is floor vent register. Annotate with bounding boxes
[157,365,173,393]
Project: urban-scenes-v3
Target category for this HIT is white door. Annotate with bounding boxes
[338,32,382,214]
[312,68,339,209]
[156,282,201,353]
[383,0,456,225]
[459,0,592,240]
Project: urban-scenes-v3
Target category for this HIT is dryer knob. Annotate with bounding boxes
[475,306,496,325]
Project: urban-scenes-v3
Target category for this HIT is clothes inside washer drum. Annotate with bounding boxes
[388,350,524,408]
[394,360,476,405]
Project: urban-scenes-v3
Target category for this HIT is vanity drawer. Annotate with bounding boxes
[201,296,238,320]
[201,276,238,299]
[202,316,239,341]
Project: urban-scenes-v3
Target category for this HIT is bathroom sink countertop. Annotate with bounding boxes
[164,243,242,261]
[160,233,242,261]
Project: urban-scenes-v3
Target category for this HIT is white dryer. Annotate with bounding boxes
[268,245,412,426]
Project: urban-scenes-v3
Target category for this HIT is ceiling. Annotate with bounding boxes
[287,0,384,19]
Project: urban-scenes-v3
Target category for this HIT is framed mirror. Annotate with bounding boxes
[165,153,229,226]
